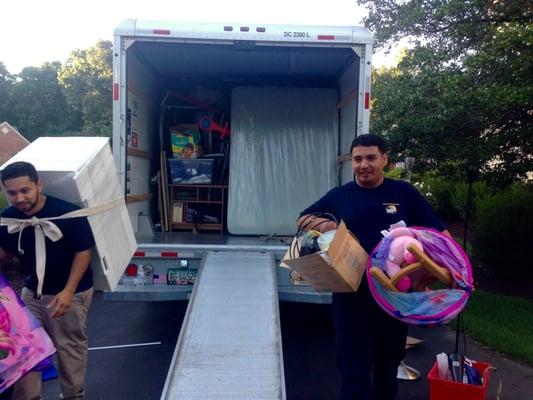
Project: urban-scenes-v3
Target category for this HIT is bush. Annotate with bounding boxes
[473,184,533,280]
[414,171,460,222]
[450,181,492,220]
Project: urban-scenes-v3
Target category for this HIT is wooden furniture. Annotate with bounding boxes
[169,184,227,233]
[370,244,453,292]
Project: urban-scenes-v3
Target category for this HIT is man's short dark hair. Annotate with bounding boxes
[1,161,39,184]
[350,134,388,154]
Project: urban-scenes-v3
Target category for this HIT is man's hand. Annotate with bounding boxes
[318,219,338,233]
[297,215,338,233]
[47,289,74,318]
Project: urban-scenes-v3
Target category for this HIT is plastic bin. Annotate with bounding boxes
[428,361,492,400]
[168,158,214,184]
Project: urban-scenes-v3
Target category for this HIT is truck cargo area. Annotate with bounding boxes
[111,21,371,301]
[118,31,366,231]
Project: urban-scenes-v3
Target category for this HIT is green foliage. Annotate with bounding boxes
[58,40,113,137]
[461,289,533,366]
[0,62,17,125]
[413,171,460,222]
[450,181,492,220]
[472,184,533,279]
[9,62,82,140]
[384,165,405,180]
[363,0,532,185]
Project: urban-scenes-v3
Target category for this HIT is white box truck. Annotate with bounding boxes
[108,19,373,303]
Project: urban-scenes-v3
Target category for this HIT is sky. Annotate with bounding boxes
[0,0,401,74]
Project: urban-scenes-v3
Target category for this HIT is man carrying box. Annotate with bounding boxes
[297,134,448,400]
[0,161,94,400]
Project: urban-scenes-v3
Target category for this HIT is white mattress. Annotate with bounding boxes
[0,137,136,291]
[228,87,339,235]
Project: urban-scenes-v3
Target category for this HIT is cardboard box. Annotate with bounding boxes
[170,126,202,159]
[172,202,185,223]
[284,222,368,292]
[0,137,137,292]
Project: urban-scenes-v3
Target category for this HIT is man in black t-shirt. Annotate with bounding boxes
[298,134,447,400]
[0,161,94,400]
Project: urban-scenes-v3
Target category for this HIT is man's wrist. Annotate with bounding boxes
[63,285,76,295]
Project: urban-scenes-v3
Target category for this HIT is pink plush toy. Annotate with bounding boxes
[385,227,424,292]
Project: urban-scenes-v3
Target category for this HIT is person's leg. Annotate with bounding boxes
[331,292,372,400]
[0,385,13,400]
[12,288,43,400]
[11,372,42,400]
[370,302,408,400]
[45,288,93,400]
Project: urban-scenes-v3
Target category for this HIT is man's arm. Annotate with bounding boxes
[47,248,91,318]
[296,214,338,233]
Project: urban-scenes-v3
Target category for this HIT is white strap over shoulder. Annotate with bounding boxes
[0,198,124,298]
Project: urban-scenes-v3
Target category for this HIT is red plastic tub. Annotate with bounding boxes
[428,361,492,400]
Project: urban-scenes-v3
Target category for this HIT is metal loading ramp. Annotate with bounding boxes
[161,251,286,400]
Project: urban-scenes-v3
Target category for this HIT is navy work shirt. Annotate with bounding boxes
[301,178,445,254]
[0,195,95,295]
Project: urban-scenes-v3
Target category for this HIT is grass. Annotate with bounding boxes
[459,289,533,366]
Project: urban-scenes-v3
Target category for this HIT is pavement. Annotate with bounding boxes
[40,292,532,399]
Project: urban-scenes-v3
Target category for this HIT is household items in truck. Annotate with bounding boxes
[168,158,214,184]
[170,126,202,159]
[197,114,230,139]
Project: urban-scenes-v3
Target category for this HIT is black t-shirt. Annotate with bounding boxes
[0,195,95,294]
[301,178,445,254]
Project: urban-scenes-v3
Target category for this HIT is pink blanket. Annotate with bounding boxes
[0,275,56,393]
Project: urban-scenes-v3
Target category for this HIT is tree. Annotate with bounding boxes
[359,0,532,183]
[10,62,82,141]
[58,40,113,137]
[0,62,17,125]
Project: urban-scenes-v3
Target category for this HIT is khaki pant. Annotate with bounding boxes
[13,287,93,400]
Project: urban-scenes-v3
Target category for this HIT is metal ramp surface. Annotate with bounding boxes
[161,251,286,400]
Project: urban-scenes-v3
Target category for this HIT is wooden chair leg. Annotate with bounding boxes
[407,244,453,286]
[370,267,399,292]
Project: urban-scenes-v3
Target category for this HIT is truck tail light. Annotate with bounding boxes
[125,263,138,276]
[364,92,370,109]
[113,83,119,101]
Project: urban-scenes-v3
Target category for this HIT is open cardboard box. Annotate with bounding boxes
[284,222,368,292]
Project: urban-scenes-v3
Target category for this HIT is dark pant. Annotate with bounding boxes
[0,386,13,400]
[332,283,408,400]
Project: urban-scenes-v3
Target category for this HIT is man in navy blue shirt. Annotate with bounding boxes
[0,161,94,400]
[298,134,447,400]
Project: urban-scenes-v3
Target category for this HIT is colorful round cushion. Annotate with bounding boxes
[367,227,474,325]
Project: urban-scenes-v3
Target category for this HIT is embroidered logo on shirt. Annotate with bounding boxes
[383,203,399,214]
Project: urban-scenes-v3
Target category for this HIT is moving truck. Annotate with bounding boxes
[107,19,373,303]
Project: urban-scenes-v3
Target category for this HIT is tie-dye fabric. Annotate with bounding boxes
[0,275,56,393]
[367,227,474,325]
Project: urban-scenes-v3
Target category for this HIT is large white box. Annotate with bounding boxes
[0,137,137,291]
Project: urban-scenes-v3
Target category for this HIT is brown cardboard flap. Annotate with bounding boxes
[285,253,353,292]
[328,222,369,291]
[285,221,369,293]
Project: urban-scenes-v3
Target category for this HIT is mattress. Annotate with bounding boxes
[228,87,339,235]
